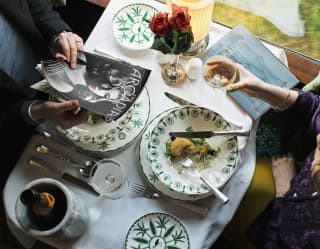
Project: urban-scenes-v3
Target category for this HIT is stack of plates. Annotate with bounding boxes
[59,88,150,153]
[139,106,239,201]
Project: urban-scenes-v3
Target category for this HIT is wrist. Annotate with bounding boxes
[29,101,46,123]
[51,30,71,47]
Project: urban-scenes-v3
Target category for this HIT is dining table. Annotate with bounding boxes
[2,0,287,248]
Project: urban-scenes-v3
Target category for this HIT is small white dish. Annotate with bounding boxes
[112,3,159,51]
[185,57,203,80]
[125,212,190,249]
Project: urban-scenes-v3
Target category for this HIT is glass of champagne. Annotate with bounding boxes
[91,159,128,199]
[203,55,240,94]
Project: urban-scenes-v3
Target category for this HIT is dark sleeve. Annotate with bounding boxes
[0,70,43,129]
[26,0,71,41]
[281,89,320,135]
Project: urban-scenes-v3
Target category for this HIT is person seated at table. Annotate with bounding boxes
[227,64,320,249]
[0,0,90,189]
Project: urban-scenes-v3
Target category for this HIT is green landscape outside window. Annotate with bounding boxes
[213,0,320,61]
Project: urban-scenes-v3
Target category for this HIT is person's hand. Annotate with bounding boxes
[30,100,89,130]
[226,63,298,111]
[53,31,84,69]
[226,63,265,97]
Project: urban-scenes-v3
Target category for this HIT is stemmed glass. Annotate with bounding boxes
[203,55,240,94]
[91,159,128,199]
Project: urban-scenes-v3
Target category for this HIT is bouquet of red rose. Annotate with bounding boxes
[149,4,194,55]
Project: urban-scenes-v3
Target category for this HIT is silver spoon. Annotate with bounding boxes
[35,145,97,177]
[180,158,229,204]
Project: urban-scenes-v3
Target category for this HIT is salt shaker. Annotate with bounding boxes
[185,58,203,80]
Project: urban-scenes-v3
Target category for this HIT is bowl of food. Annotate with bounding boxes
[112,3,159,52]
[203,55,240,88]
[147,106,239,195]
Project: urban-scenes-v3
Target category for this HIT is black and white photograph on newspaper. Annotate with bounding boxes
[42,51,151,122]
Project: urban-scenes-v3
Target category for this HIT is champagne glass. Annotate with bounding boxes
[203,55,240,94]
[91,159,128,199]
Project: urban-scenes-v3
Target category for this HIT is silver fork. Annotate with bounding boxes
[180,158,229,204]
[131,183,209,216]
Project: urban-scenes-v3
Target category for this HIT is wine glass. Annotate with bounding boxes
[91,159,128,199]
[203,55,240,94]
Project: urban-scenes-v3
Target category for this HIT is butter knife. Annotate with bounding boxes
[29,159,100,197]
[164,92,242,129]
[169,130,250,138]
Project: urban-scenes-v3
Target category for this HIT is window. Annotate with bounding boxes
[213,0,320,61]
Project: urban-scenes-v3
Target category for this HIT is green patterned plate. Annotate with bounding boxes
[139,107,212,201]
[125,212,190,249]
[112,3,158,51]
[147,106,238,195]
[58,88,150,152]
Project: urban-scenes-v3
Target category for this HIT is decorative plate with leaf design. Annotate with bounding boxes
[147,106,238,195]
[112,3,158,51]
[58,88,150,153]
[139,107,212,201]
[125,212,190,249]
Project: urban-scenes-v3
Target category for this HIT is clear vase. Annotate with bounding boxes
[161,54,186,85]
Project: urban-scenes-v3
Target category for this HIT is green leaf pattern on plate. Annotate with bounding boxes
[112,4,158,51]
[60,88,150,152]
[139,107,214,201]
[125,213,190,249]
[147,106,239,195]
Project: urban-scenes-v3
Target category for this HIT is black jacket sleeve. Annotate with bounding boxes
[0,70,31,129]
[0,0,71,43]
[26,0,71,41]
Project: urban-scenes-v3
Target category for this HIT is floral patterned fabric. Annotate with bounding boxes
[256,111,282,158]
[248,90,320,249]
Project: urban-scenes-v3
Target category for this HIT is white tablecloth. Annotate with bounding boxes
[3,0,286,248]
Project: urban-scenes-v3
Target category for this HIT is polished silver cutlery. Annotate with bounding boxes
[169,130,250,138]
[29,158,100,196]
[35,145,97,178]
[131,182,209,216]
[180,158,229,204]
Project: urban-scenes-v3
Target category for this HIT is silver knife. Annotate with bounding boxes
[164,92,195,106]
[169,130,250,138]
[29,159,100,197]
[164,92,242,129]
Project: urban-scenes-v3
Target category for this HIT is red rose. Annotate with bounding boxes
[169,4,191,31]
[150,12,170,37]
